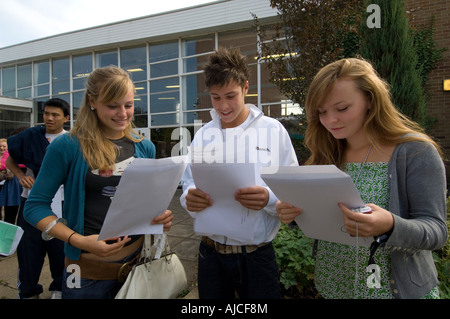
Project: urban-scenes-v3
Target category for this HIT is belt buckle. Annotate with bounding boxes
[117,261,132,283]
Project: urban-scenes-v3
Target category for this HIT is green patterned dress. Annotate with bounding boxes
[314,162,439,299]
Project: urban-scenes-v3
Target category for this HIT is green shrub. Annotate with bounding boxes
[273,223,319,298]
[432,198,450,299]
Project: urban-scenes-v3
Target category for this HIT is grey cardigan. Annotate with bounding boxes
[385,140,447,298]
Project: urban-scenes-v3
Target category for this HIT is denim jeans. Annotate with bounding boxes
[62,248,140,299]
[197,241,281,299]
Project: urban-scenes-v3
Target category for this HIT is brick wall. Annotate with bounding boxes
[406,0,450,183]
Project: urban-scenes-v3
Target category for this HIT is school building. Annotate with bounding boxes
[0,0,448,178]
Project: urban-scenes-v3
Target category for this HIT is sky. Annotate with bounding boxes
[0,0,218,48]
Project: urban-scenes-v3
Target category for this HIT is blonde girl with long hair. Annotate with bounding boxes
[24,66,174,299]
[276,58,447,299]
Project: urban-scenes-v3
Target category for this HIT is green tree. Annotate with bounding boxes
[360,0,426,124]
[253,0,363,108]
[411,16,446,102]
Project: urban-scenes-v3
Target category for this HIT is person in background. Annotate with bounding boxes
[7,98,70,299]
[23,67,173,299]
[276,58,447,299]
[180,48,298,299]
[0,137,24,224]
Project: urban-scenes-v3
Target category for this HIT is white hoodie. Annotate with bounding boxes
[180,104,298,245]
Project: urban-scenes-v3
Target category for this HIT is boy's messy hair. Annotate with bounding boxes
[203,47,250,89]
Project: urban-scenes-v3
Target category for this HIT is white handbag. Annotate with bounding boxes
[115,233,187,299]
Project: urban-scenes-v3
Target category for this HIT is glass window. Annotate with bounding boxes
[149,41,178,63]
[121,46,147,82]
[182,74,210,111]
[2,66,15,97]
[0,110,31,138]
[150,60,178,78]
[151,127,180,158]
[149,41,178,78]
[52,57,70,95]
[183,54,210,74]
[72,54,92,91]
[183,110,211,125]
[95,50,118,68]
[149,77,179,113]
[182,34,215,57]
[35,97,49,124]
[35,84,49,97]
[181,35,214,74]
[151,113,178,127]
[34,60,50,84]
[218,29,258,64]
[17,64,32,88]
[133,81,148,128]
[17,88,32,99]
[72,91,85,118]
[259,62,286,105]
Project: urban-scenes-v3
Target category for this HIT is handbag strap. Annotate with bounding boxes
[153,234,165,259]
[141,234,152,260]
[141,233,171,260]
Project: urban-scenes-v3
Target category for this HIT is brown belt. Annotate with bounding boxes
[65,252,140,283]
[201,236,268,254]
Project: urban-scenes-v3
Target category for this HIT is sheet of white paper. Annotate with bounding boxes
[261,165,372,247]
[50,186,63,218]
[98,156,187,240]
[0,221,24,256]
[190,162,259,241]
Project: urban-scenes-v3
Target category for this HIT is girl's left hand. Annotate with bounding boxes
[339,203,394,237]
[151,209,174,231]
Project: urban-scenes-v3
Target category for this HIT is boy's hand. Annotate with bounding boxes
[276,201,302,224]
[235,186,269,211]
[186,188,213,212]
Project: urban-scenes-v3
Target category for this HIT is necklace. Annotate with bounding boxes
[354,144,373,185]
[352,143,373,298]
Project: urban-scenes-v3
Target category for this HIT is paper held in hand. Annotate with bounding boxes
[0,221,24,256]
[261,165,372,247]
[190,162,259,242]
[98,156,187,241]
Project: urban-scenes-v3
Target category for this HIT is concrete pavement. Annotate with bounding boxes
[0,188,200,299]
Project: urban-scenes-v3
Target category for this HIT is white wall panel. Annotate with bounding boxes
[0,0,278,64]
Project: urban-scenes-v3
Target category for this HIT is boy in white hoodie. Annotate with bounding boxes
[180,47,298,298]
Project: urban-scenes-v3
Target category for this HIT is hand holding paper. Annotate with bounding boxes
[185,188,213,212]
[190,162,259,241]
[261,165,372,247]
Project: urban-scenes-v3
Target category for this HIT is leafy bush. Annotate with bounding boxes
[273,223,320,298]
[432,198,450,299]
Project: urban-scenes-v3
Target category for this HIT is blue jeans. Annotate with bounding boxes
[62,249,140,299]
[197,241,281,299]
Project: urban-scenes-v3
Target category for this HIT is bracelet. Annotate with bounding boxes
[67,231,77,246]
[41,217,67,241]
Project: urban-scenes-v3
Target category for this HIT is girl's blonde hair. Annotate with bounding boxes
[71,66,142,170]
[304,58,442,167]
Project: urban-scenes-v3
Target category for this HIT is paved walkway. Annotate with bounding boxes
[0,188,200,299]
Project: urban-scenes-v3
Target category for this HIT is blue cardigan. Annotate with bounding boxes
[24,133,155,260]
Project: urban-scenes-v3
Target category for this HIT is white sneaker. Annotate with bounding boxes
[51,291,62,299]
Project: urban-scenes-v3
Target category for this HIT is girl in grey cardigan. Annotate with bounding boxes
[276,58,447,299]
